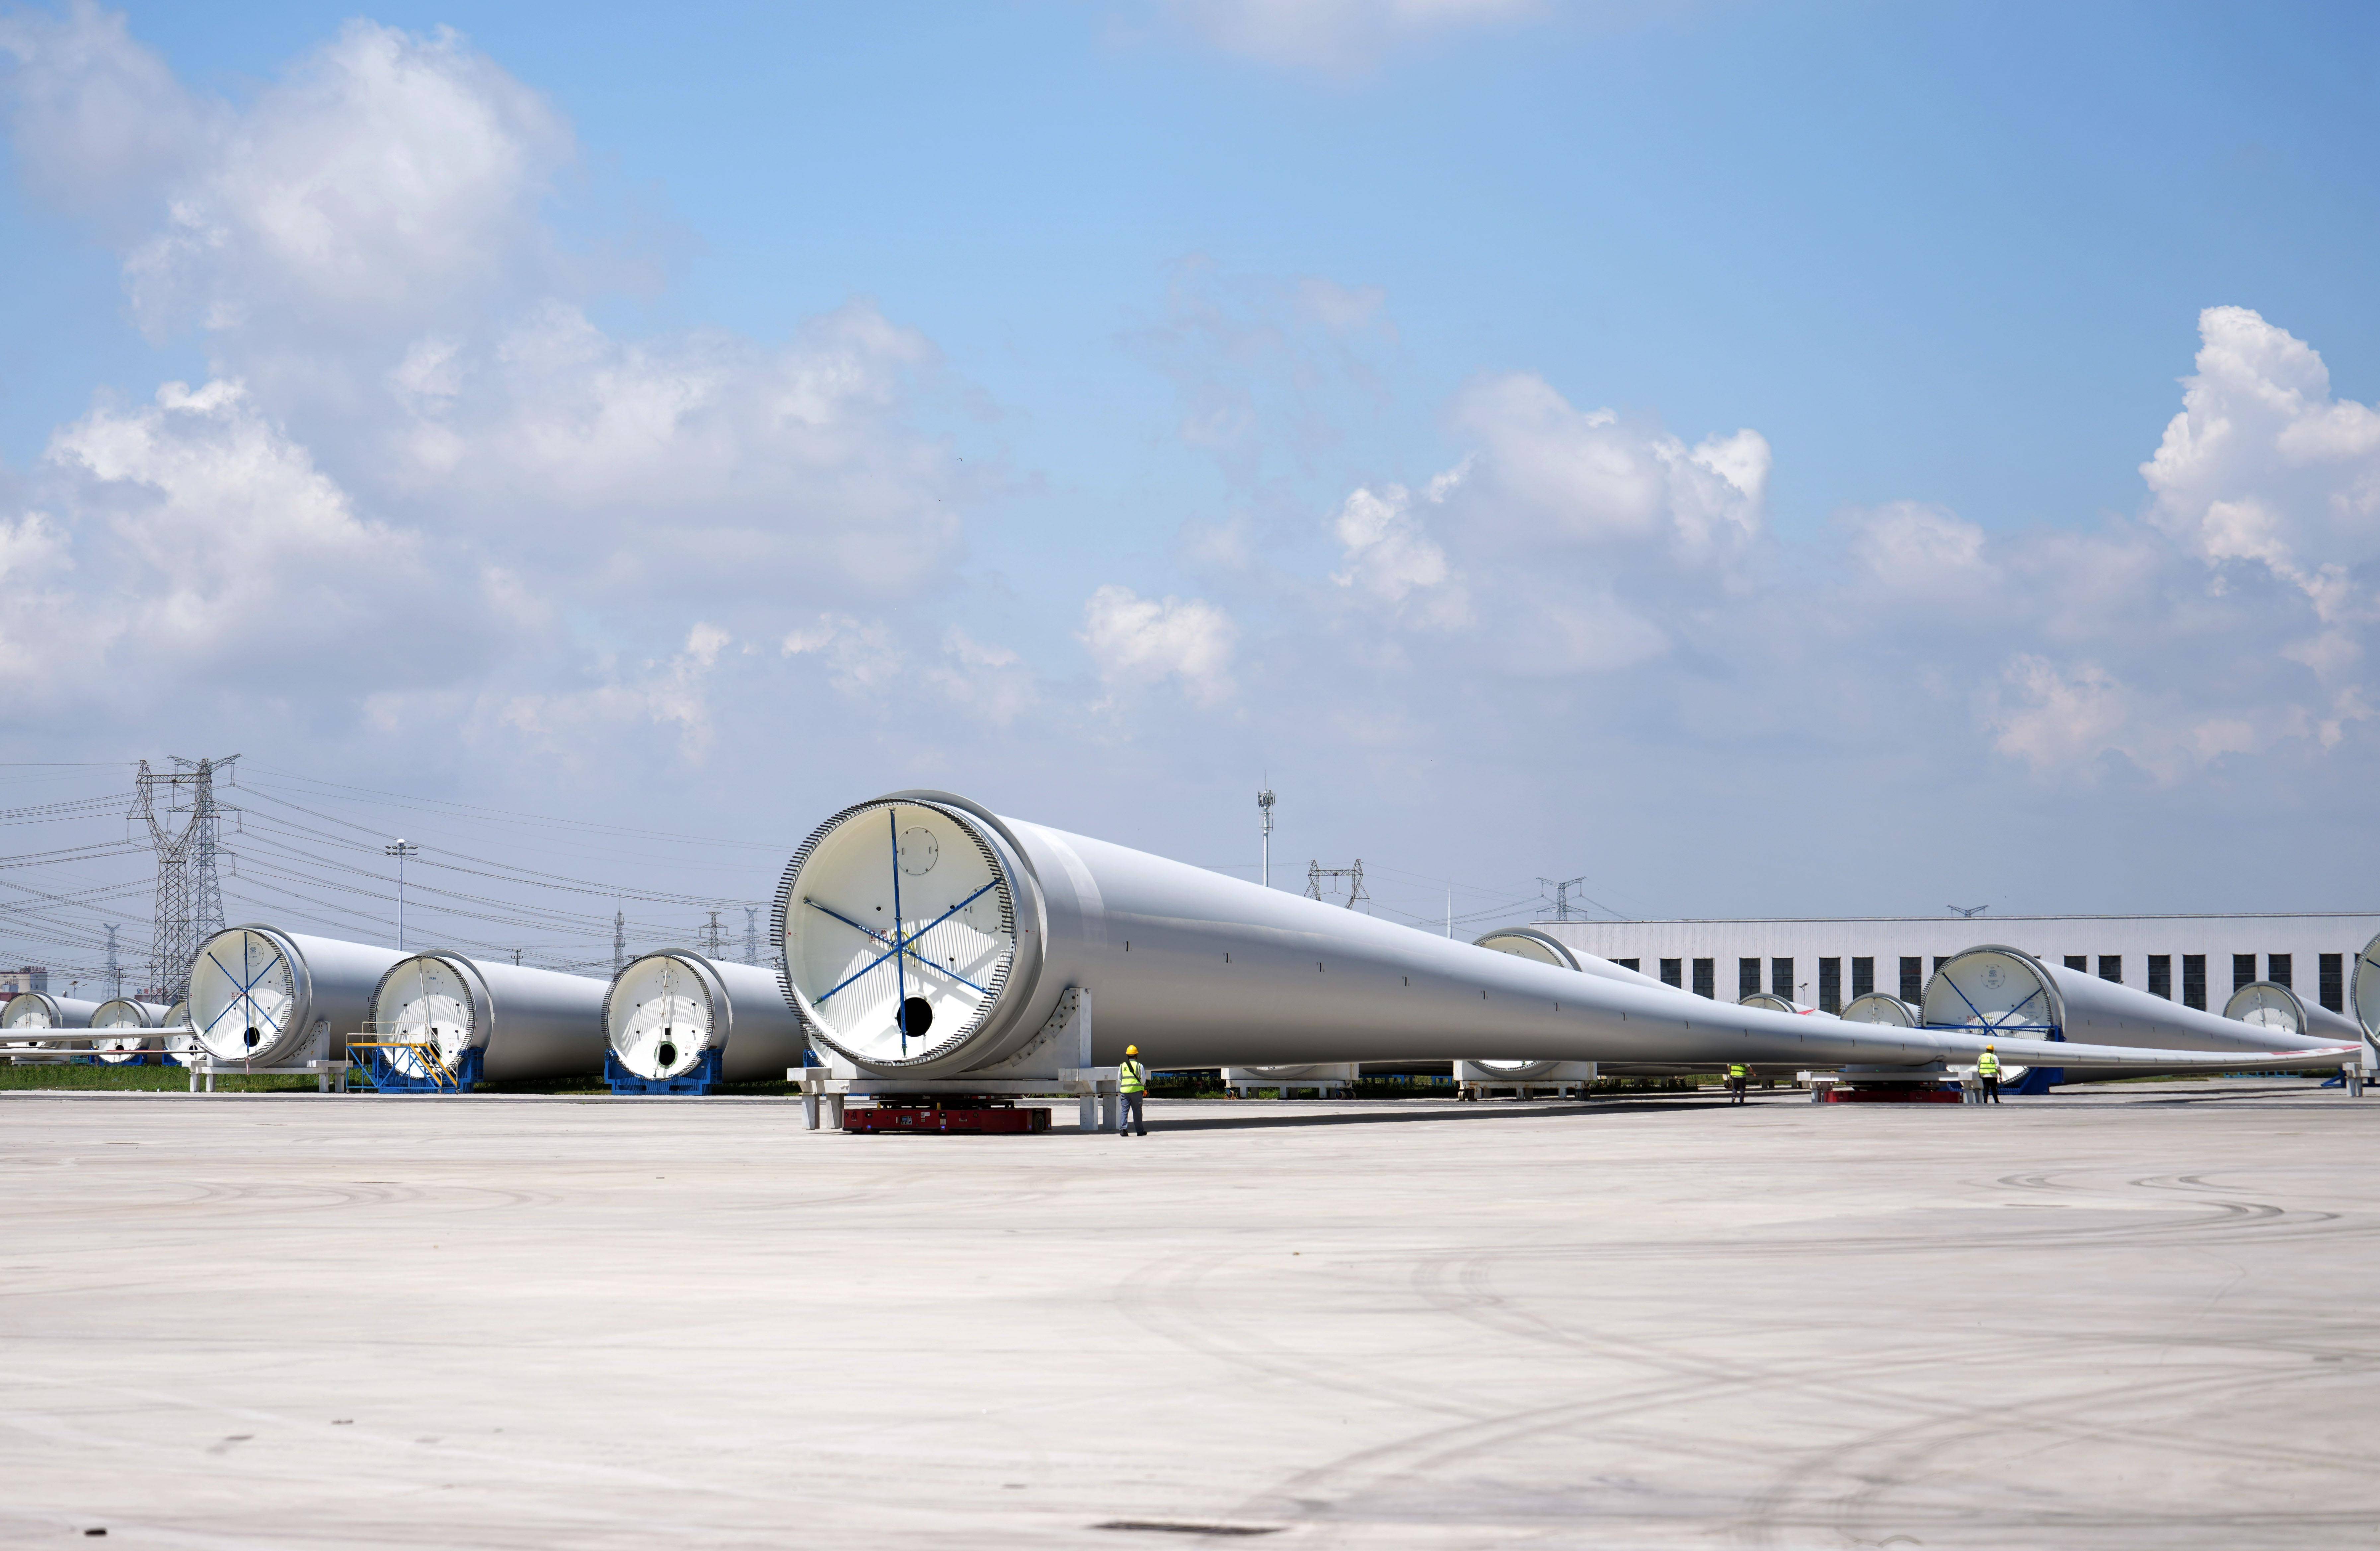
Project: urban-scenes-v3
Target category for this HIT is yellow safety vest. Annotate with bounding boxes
[1727,1064,1747,1079]
[1977,1052,2001,1077]
[1119,1059,1148,1095]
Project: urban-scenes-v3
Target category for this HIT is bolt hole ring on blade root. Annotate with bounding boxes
[188,928,300,1064]
[2226,981,2306,1037]
[2354,929,2380,1043]
[606,952,720,1081]
[186,926,412,1069]
[778,798,1020,1070]
[372,955,479,1079]
[1841,993,1920,1027]
[89,999,168,1063]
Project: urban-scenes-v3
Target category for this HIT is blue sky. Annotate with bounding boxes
[20,2,2380,536]
[3,0,2379,966]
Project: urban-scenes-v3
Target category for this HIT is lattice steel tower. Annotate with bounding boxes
[1539,875,1590,923]
[131,755,240,1002]
[1304,859,1369,911]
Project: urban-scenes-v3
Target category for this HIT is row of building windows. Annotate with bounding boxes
[1609,951,2349,1014]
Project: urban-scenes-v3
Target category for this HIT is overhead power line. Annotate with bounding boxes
[241,767,791,851]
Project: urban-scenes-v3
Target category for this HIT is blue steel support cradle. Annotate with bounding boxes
[351,1044,484,1094]
[2007,1054,2064,1095]
[605,1045,725,1096]
[1921,1015,2064,1094]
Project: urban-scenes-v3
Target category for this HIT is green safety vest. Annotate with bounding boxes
[1727,1064,1747,1079]
[1119,1059,1149,1095]
[1977,1052,2001,1076]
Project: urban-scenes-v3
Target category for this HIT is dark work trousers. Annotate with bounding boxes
[1120,1093,1146,1135]
[1982,1074,2000,1104]
[1728,1076,1747,1105]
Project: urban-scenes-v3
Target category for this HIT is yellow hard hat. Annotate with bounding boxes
[1125,1044,1138,1056]
[1985,1044,1995,1051]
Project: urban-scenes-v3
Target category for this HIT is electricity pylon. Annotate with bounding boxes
[130,755,239,1003]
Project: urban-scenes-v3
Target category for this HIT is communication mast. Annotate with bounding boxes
[1305,859,1369,911]
[131,754,240,1003]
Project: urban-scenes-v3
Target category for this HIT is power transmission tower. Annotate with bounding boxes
[130,755,240,1003]
[104,924,121,1001]
[1257,781,1276,888]
[743,906,759,966]
[613,909,627,973]
[703,910,724,958]
[1947,903,1989,918]
[1304,859,1369,911]
[1539,875,1590,923]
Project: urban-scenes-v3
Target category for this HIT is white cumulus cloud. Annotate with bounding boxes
[1305,376,1766,677]
[121,19,566,343]
[2143,305,2380,627]
[1329,477,1467,624]
[489,621,736,768]
[3,377,511,719]
[1846,502,1997,595]
[1081,584,1238,707]
[383,298,964,597]
[0,5,985,775]
[1281,311,2380,785]
[1448,372,1769,562]
[0,0,210,231]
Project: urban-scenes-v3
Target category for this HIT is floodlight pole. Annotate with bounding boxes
[385,840,419,950]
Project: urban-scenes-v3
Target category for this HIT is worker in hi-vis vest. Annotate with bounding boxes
[1118,1045,1150,1137]
[1976,1046,2002,1104]
[1727,1062,1749,1105]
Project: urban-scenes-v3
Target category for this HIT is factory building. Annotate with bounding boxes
[0,966,47,1002]
[1538,914,2380,1018]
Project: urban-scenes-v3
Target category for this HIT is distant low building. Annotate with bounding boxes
[1538,914,2380,1016]
[0,966,49,1002]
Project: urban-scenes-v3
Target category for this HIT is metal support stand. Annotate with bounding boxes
[1451,1060,1597,1101]
[189,1021,343,1093]
[791,1060,848,1131]
[1803,1064,1963,1104]
[1221,1063,1359,1099]
[788,986,1118,1134]
[0,1042,65,1066]
[605,1046,723,1097]
[348,1042,483,1094]
[188,1060,345,1093]
[189,1059,345,1092]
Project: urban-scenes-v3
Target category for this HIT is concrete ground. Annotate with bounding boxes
[1,1082,2375,1550]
